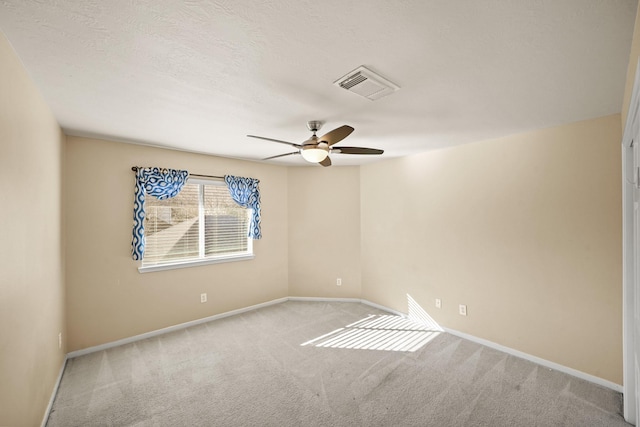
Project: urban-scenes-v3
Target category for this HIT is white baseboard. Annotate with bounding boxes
[359,299,406,317]
[67,297,288,359]
[41,356,68,427]
[288,296,361,303]
[64,296,622,394]
[288,296,405,317]
[442,327,623,393]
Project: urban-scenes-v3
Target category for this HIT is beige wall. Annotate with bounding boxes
[0,32,66,426]
[360,115,623,384]
[623,2,640,130]
[288,166,361,298]
[65,137,288,351]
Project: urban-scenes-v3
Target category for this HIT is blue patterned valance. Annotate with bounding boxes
[224,175,262,239]
[132,167,189,260]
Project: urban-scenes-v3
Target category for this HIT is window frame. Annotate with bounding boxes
[138,178,254,273]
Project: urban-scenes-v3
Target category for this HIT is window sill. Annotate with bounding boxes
[138,253,254,273]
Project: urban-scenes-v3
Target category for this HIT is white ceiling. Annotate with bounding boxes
[0,0,637,166]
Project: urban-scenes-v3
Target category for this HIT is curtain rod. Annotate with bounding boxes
[131,166,224,180]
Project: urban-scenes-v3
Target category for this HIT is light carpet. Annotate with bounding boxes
[46,301,629,426]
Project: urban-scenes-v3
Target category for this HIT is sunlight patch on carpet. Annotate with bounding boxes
[301,314,441,352]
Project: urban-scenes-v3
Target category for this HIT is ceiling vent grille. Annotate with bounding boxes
[333,66,399,101]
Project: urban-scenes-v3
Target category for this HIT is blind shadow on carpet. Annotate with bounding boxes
[301,313,441,352]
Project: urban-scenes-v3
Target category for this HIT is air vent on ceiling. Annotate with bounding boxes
[333,66,399,101]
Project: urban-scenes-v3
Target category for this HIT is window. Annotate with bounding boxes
[139,178,253,272]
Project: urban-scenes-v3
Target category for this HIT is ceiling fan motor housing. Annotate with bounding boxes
[302,135,318,146]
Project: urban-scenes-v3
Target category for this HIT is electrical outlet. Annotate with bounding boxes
[336,278,342,286]
[435,298,442,309]
[200,293,207,303]
[459,304,467,316]
[58,332,62,349]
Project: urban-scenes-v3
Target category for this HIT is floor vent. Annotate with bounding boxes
[333,66,399,101]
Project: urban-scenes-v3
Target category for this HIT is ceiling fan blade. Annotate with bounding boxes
[247,135,302,148]
[319,156,332,167]
[263,151,300,160]
[332,147,384,155]
[318,125,354,146]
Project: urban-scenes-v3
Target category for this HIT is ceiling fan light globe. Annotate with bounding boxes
[301,148,329,163]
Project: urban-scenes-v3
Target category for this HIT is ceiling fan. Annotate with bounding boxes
[247,121,383,167]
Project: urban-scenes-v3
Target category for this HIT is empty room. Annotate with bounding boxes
[2,1,640,426]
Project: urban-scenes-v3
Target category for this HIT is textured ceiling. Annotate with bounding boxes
[0,0,637,166]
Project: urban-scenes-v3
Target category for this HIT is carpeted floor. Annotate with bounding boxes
[47,301,630,426]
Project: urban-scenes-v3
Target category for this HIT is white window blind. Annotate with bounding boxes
[203,184,249,256]
[142,180,251,267]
